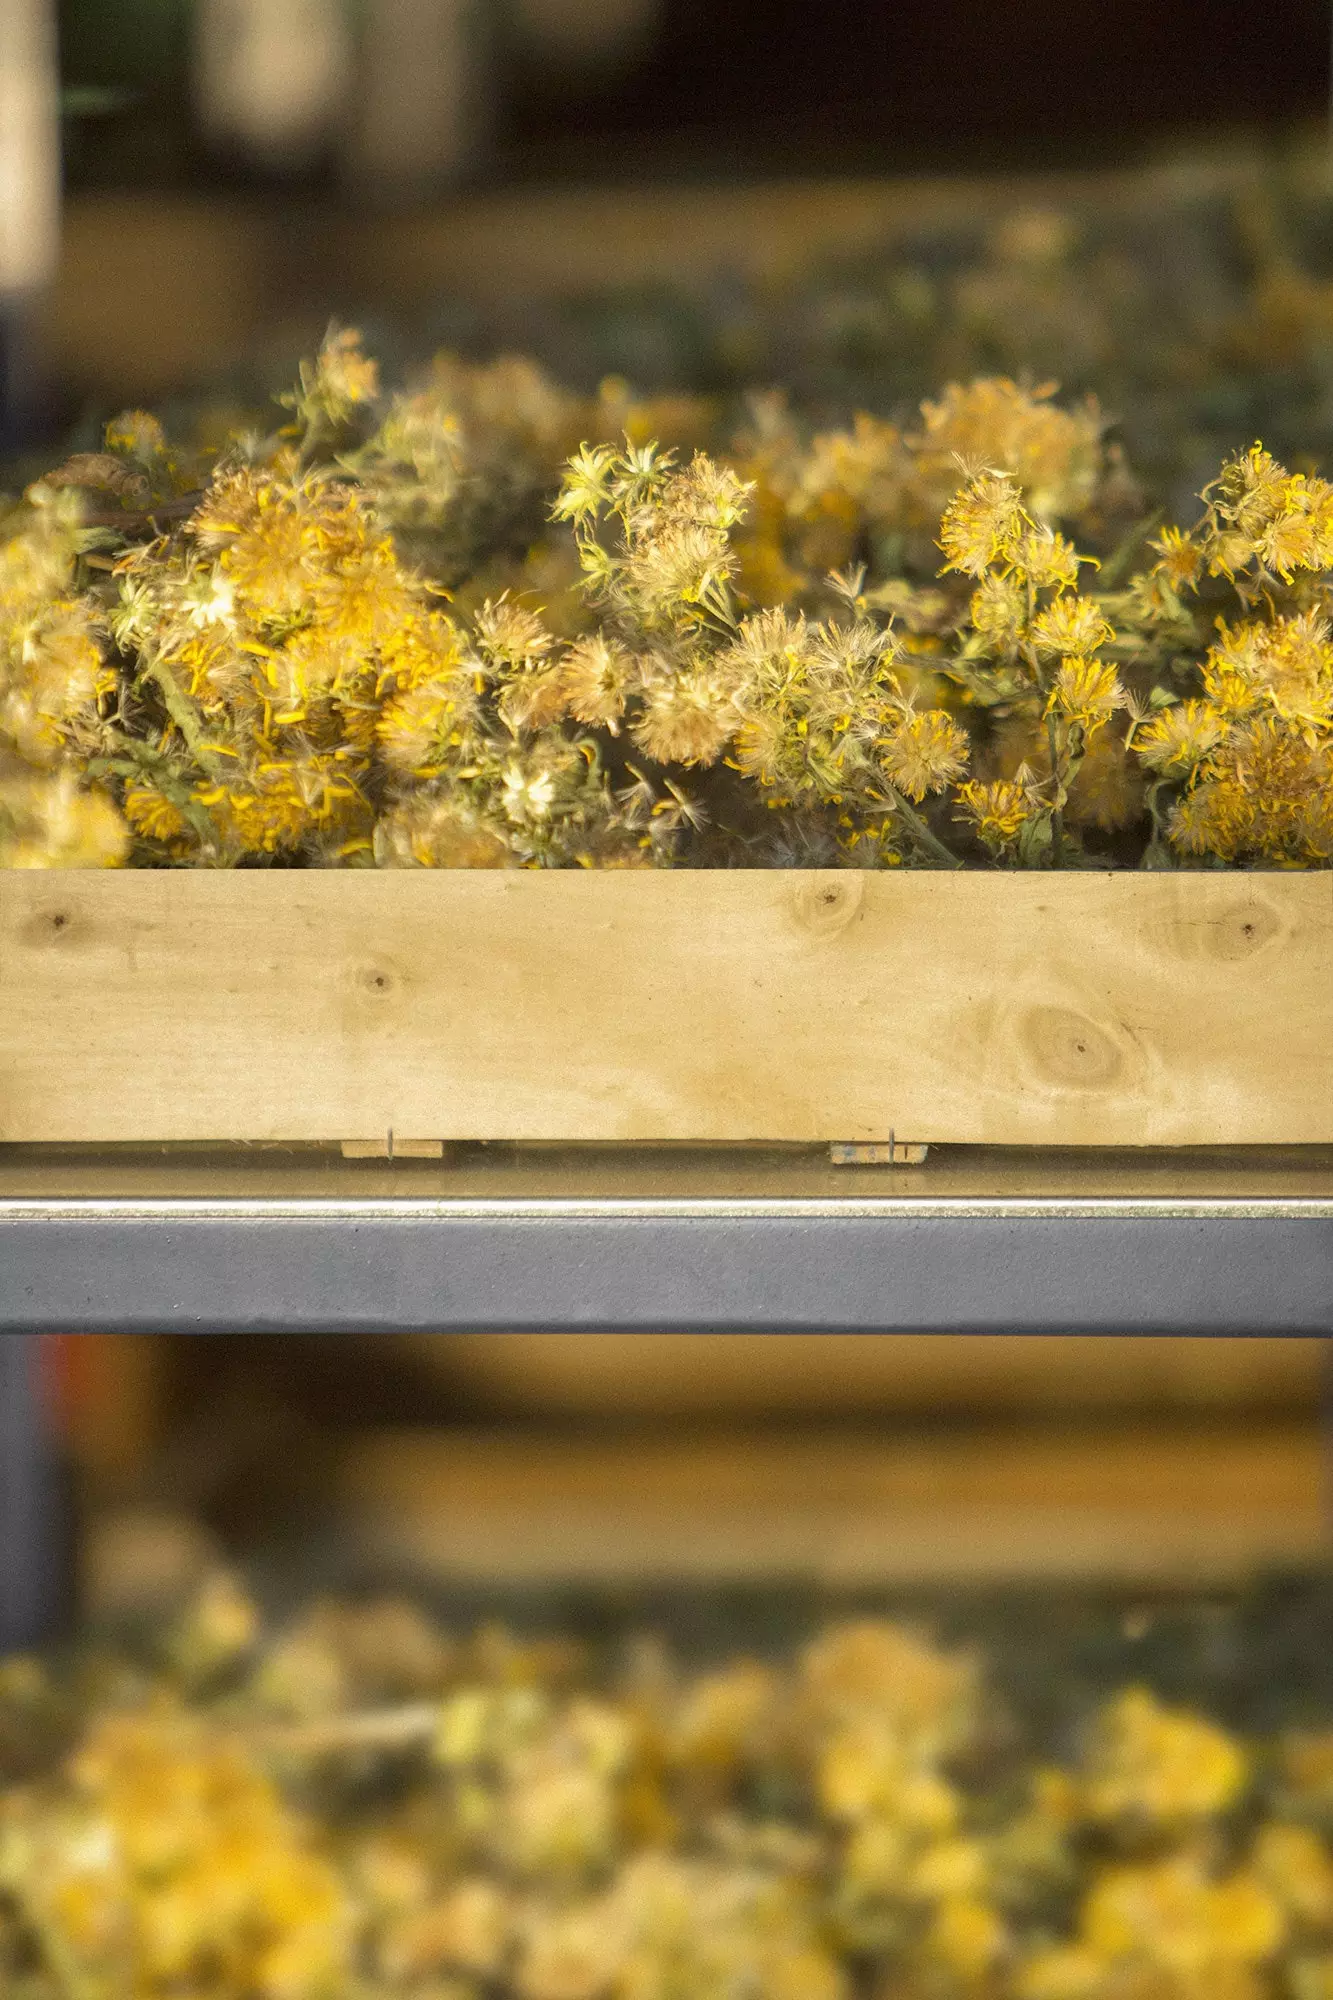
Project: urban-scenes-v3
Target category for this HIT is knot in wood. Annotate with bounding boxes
[1022,1004,1124,1091]
[1208,896,1283,962]
[791,874,864,937]
[355,964,398,998]
[20,906,79,949]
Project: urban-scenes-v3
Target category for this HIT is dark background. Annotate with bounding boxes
[58,0,1332,188]
[528,0,1329,174]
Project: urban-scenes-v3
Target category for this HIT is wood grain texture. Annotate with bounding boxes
[1,871,1330,1145]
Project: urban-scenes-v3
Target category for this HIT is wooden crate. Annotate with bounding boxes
[1,870,1329,1147]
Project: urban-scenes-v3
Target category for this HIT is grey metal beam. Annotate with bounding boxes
[2,1204,1331,1335]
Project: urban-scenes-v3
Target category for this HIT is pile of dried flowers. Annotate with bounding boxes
[2,328,1331,869]
[4,1585,1333,2000]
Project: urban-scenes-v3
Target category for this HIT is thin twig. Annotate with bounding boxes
[251,1701,440,1758]
[78,492,204,533]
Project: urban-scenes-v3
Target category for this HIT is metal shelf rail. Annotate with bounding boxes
[2,1142,1332,1650]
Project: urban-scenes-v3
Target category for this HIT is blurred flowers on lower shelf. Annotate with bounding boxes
[5,1577,1333,2000]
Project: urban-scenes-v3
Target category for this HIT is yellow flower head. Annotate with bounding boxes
[559,635,632,732]
[913,378,1103,522]
[632,672,737,767]
[1082,1857,1283,1975]
[938,472,1025,578]
[377,679,471,775]
[123,782,193,847]
[0,767,128,867]
[1151,525,1205,592]
[103,409,169,463]
[1047,658,1125,733]
[1014,526,1083,593]
[957,775,1043,853]
[1081,1689,1249,1828]
[969,572,1028,649]
[476,596,557,673]
[1202,446,1333,580]
[1205,614,1333,733]
[1210,444,1296,539]
[1031,594,1116,658]
[4,599,110,766]
[3,1703,357,1998]
[1135,700,1225,775]
[377,797,512,868]
[1168,777,1253,862]
[802,1622,979,1758]
[194,752,368,855]
[499,666,571,734]
[878,708,970,801]
[313,326,381,416]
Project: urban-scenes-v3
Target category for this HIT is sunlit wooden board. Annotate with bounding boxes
[1,871,1330,1146]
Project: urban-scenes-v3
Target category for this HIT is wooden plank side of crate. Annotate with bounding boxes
[0,870,1330,1145]
[342,1421,1328,1584]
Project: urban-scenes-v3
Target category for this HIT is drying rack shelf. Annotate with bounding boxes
[2,1143,1332,1336]
[3,1143,1330,1654]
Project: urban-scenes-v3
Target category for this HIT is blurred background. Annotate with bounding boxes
[3,0,1333,442]
[45,0,1333,194]
[53,1324,1330,1630]
[6,0,1333,1628]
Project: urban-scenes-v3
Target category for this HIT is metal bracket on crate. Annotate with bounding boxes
[343,1138,935,1164]
[829,1138,930,1165]
[341,1133,445,1160]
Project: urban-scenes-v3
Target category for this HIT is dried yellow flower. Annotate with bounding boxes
[939,473,1026,578]
[1134,700,1225,775]
[957,775,1045,856]
[632,673,738,767]
[878,709,971,801]
[1032,594,1116,657]
[0,767,128,867]
[1047,658,1126,734]
[1081,1689,1249,1828]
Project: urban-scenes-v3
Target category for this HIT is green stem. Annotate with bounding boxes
[887,787,963,869]
[1099,506,1166,590]
[138,658,228,779]
[1046,710,1065,868]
